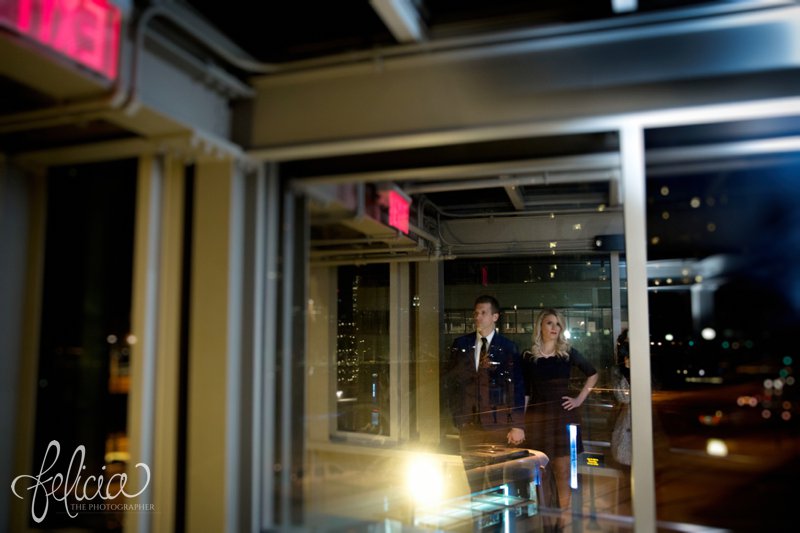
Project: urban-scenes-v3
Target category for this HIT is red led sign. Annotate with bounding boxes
[0,0,121,80]
[387,189,410,234]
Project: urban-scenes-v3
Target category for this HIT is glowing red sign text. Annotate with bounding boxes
[388,190,410,234]
[0,0,121,80]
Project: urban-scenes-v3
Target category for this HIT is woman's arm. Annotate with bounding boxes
[561,372,598,411]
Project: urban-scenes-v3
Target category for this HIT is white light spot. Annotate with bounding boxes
[706,439,728,457]
[701,328,716,341]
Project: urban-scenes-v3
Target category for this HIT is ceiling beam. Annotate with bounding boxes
[370,0,426,43]
[504,183,527,211]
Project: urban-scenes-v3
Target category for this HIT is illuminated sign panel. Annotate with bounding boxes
[0,0,121,80]
[387,189,410,234]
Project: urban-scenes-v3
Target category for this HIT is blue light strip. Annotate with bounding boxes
[569,423,578,489]
[502,484,510,533]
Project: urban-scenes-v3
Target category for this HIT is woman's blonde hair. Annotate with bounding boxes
[531,308,571,360]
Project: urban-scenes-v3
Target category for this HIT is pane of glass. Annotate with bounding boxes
[336,264,390,435]
[645,120,800,531]
[31,160,136,530]
[300,132,632,531]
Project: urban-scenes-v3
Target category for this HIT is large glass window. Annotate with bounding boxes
[31,160,137,530]
[296,131,633,531]
[645,119,800,531]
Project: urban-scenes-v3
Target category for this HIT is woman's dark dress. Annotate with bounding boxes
[523,347,597,459]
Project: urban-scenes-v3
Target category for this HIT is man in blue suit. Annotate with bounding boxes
[448,294,526,488]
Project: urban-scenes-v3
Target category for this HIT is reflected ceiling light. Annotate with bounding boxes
[370,0,426,43]
[701,327,716,341]
[612,0,638,14]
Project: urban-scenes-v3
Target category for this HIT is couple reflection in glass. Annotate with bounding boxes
[450,296,597,511]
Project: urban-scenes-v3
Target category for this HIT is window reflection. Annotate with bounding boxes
[336,264,390,435]
[441,256,632,522]
[646,124,800,531]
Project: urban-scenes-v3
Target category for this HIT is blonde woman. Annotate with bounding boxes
[523,308,598,509]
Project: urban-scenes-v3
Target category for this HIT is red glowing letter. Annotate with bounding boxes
[0,0,121,80]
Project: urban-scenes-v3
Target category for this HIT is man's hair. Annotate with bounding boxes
[474,294,500,314]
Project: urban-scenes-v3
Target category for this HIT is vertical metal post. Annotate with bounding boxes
[620,122,657,532]
[279,189,295,526]
[261,162,280,529]
[128,154,163,533]
[279,188,308,526]
[610,252,623,342]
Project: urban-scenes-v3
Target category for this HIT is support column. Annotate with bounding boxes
[3,165,45,533]
[391,262,411,442]
[127,154,186,533]
[620,123,657,531]
[306,266,336,444]
[185,158,246,533]
[415,261,443,445]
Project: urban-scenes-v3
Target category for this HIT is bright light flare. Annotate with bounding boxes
[406,455,444,504]
[706,438,728,457]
